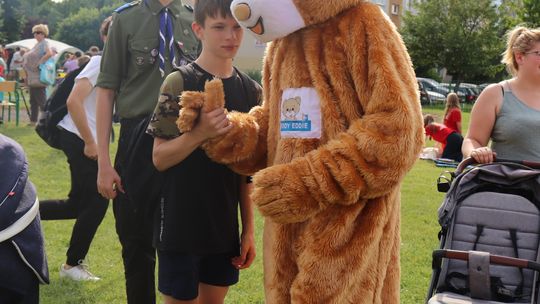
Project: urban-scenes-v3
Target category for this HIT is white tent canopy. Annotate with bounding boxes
[5,38,82,56]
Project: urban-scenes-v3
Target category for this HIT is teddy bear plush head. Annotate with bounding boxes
[230,0,365,42]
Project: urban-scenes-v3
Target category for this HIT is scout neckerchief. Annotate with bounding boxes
[159,7,176,77]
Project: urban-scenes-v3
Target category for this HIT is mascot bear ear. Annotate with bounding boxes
[230,0,364,42]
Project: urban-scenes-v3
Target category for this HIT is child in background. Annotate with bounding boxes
[424,114,463,162]
[443,92,462,134]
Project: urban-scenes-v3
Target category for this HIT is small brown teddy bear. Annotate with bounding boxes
[176,79,260,165]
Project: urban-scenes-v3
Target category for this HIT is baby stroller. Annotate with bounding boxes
[426,158,540,303]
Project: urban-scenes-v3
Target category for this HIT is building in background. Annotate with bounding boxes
[371,0,406,27]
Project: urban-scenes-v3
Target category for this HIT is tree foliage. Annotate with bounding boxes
[519,0,540,27]
[54,4,119,51]
[497,0,524,32]
[401,0,505,82]
[1,0,124,47]
[1,0,25,42]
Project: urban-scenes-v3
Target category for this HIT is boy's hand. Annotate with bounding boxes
[97,163,124,199]
[232,232,256,269]
[191,108,232,141]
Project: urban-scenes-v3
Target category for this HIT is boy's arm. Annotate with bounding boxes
[149,74,232,171]
[232,177,256,269]
[96,87,122,199]
[95,13,126,200]
[66,78,96,159]
[152,107,232,171]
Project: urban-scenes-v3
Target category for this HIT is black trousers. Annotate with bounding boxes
[39,129,109,266]
[114,119,156,304]
[28,87,46,123]
[442,132,464,162]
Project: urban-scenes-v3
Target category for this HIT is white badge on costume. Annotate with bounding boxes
[280,87,322,139]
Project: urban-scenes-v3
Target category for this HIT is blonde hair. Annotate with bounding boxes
[502,26,540,76]
[444,92,460,119]
[32,24,49,37]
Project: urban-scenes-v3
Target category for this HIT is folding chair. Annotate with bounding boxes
[0,81,21,126]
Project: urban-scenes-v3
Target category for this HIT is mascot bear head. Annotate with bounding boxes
[230,0,365,42]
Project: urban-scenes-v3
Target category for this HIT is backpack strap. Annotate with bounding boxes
[175,63,199,93]
[164,69,185,98]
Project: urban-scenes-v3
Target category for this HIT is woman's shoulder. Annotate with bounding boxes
[484,80,514,95]
[471,81,506,114]
[477,82,506,102]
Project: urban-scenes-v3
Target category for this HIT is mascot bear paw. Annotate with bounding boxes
[252,159,322,223]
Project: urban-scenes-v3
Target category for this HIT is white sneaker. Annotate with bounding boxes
[59,263,100,281]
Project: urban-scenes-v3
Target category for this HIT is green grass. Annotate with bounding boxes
[0,106,468,303]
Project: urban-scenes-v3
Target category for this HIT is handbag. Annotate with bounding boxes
[23,50,46,88]
[39,58,56,86]
[26,69,46,88]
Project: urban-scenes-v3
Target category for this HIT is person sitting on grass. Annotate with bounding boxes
[424,114,463,162]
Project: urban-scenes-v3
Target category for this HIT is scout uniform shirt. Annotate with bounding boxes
[97,0,199,119]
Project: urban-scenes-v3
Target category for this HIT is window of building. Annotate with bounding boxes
[391,4,400,15]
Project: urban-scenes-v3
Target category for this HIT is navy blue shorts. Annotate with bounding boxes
[157,250,239,301]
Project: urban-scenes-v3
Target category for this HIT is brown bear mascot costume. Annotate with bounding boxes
[178,0,424,302]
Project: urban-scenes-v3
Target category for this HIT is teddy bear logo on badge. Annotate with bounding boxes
[281,96,301,121]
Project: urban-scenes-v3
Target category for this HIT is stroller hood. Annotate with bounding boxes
[438,162,540,230]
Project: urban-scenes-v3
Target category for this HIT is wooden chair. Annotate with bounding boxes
[0,81,21,126]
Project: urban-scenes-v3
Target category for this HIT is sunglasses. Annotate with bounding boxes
[33,31,44,35]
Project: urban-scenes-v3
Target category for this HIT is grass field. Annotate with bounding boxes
[0,105,469,303]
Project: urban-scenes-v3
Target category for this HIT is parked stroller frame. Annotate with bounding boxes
[426,158,540,303]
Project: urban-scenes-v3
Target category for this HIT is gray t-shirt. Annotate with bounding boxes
[491,87,540,161]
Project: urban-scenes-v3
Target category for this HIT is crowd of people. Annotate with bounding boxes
[0,27,99,126]
[2,0,540,303]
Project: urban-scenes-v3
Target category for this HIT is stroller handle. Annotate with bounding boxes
[433,249,540,272]
[455,157,540,176]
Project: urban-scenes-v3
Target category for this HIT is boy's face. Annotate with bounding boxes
[193,14,244,60]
